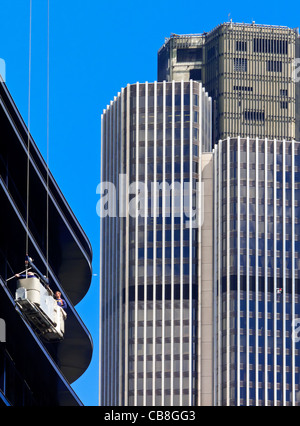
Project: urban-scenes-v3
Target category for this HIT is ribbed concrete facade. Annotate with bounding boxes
[158,22,300,144]
[99,81,213,406]
[100,22,300,406]
[214,137,300,406]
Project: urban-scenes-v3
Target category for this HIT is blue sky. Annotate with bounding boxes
[0,0,299,407]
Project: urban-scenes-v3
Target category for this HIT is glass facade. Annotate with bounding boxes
[0,348,36,406]
[214,137,300,406]
[100,81,212,406]
[0,78,93,406]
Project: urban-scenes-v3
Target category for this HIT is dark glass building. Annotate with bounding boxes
[0,81,93,406]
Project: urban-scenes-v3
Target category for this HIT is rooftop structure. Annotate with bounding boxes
[158,21,300,144]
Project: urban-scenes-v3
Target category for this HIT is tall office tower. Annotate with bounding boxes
[157,22,300,406]
[0,82,93,405]
[100,81,214,406]
[214,137,300,406]
[158,22,300,144]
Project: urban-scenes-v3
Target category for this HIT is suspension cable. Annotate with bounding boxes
[25,0,33,277]
[46,0,50,279]
[26,0,50,280]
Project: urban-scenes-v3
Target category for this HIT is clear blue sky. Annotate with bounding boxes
[0,0,299,407]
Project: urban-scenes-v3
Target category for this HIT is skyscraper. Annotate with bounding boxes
[158,22,300,406]
[100,81,214,406]
[100,21,300,406]
[214,136,300,405]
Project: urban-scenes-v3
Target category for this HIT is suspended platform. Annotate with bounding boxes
[15,277,67,342]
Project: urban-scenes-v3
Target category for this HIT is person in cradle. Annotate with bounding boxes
[54,291,67,310]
